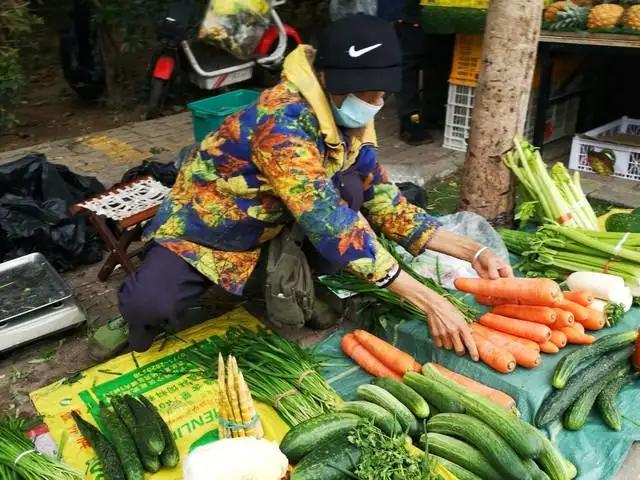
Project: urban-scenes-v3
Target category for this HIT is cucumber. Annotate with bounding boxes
[426,432,502,480]
[357,384,419,436]
[139,395,180,468]
[524,459,551,480]
[123,395,165,455]
[337,401,402,437]
[421,424,430,480]
[72,411,126,480]
[536,345,634,427]
[422,365,542,459]
[112,396,161,473]
[280,413,361,463]
[564,365,629,431]
[605,213,640,233]
[427,413,531,480]
[372,377,430,419]
[431,455,483,480]
[404,372,465,414]
[527,426,573,480]
[597,372,638,431]
[565,460,578,479]
[99,406,144,480]
[291,436,362,480]
[552,330,638,389]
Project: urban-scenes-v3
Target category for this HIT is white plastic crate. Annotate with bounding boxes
[568,116,640,181]
[443,84,580,152]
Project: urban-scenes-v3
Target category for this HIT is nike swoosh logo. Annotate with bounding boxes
[348,44,382,58]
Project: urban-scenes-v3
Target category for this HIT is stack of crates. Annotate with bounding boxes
[443,34,582,152]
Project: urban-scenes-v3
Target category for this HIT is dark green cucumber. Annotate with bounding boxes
[431,455,482,480]
[357,384,419,436]
[536,345,634,427]
[404,372,465,414]
[337,401,402,436]
[280,413,361,463]
[552,330,638,389]
[427,432,501,480]
[597,372,638,431]
[99,406,144,480]
[112,396,160,473]
[372,377,431,419]
[427,413,531,480]
[564,365,629,431]
[123,395,165,455]
[291,436,362,480]
[72,411,126,480]
[139,395,180,468]
[605,213,640,233]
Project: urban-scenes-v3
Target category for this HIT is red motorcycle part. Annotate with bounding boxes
[255,24,302,56]
[152,55,176,81]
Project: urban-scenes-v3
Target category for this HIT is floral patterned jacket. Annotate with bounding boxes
[144,45,441,295]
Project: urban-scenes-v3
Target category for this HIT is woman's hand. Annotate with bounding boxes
[387,270,479,361]
[473,249,513,280]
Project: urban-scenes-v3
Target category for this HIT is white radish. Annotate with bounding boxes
[609,286,633,313]
[589,299,607,313]
[566,272,625,301]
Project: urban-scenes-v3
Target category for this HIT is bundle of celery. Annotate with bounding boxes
[182,327,341,426]
[499,227,640,289]
[504,137,600,230]
[320,237,478,324]
[0,417,82,480]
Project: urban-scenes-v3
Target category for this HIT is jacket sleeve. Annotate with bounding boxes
[360,147,442,256]
[252,109,399,286]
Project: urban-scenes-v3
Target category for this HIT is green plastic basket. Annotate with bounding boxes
[188,89,261,142]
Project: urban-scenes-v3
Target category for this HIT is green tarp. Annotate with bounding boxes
[318,304,640,480]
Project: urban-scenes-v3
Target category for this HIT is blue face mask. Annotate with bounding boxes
[330,94,384,128]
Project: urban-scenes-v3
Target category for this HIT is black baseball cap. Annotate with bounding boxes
[315,14,402,95]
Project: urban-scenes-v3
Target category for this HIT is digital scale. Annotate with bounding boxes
[0,253,86,353]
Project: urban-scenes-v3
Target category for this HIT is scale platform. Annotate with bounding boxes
[0,253,86,353]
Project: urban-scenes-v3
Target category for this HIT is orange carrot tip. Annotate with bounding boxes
[539,341,560,354]
[563,290,594,307]
[579,310,606,331]
[550,330,567,349]
[472,332,517,374]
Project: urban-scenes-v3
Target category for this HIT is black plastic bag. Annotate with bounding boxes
[120,160,179,188]
[397,181,428,210]
[0,154,105,271]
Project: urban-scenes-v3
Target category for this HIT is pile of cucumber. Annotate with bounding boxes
[72,394,179,480]
[536,330,639,432]
[605,208,640,233]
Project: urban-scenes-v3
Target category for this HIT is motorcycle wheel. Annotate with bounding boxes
[146,78,168,120]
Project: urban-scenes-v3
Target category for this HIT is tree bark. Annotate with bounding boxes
[458,0,542,226]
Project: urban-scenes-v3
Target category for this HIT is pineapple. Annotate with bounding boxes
[622,4,640,29]
[587,3,625,28]
[549,5,590,29]
[545,1,571,22]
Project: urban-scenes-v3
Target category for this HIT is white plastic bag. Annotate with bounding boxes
[330,0,377,21]
[411,211,511,290]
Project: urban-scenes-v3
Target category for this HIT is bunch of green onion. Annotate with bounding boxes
[504,137,599,230]
[321,237,478,324]
[499,226,640,288]
[0,417,82,480]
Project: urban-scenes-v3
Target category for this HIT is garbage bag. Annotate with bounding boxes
[120,160,179,188]
[198,0,271,60]
[397,182,428,211]
[0,154,105,271]
[330,0,377,21]
[411,211,511,290]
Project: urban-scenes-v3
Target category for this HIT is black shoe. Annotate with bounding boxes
[400,114,434,146]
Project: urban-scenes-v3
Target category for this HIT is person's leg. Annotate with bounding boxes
[421,34,455,129]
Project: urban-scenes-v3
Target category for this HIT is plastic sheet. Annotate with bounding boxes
[198,0,271,60]
[329,0,377,21]
[411,211,511,289]
[0,154,105,271]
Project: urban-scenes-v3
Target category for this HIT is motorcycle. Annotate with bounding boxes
[146,0,302,119]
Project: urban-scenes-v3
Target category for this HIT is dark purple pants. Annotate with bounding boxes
[119,170,364,351]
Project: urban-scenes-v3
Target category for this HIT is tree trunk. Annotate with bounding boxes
[458,0,542,226]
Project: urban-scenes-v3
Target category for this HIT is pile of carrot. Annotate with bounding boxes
[454,278,603,373]
[341,329,421,380]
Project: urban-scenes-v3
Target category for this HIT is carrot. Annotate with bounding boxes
[455,278,563,306]
[471,324,540,368]
[341,333,403,380]
[553,299,589,322]
[471,323,541,352]
[551,309,575,328]
[579,309,606,331]
[572,322,585,334]
[431,363,516,409]
[539,341,560,354]
[549,330,567,349]
[491,305,556,325]
[474,295,514,306]
[560,327,597,345]
[471,332,517,373]
[353,329,421,374]
[478,313,552,343]
[563,290,594,307]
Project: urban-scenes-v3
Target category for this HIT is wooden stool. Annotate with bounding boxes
[71,176,170,281]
